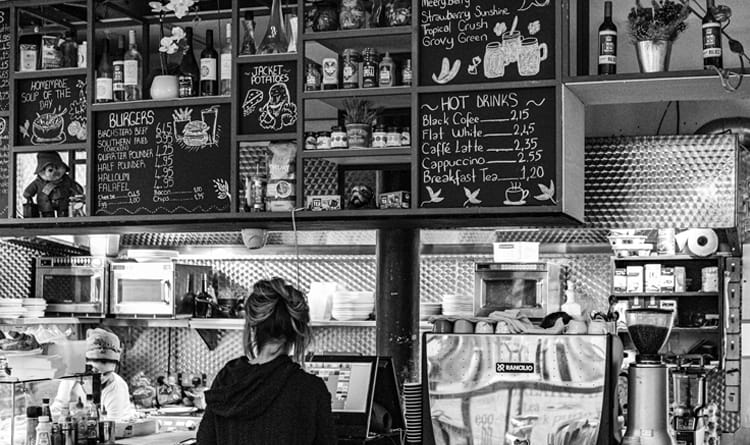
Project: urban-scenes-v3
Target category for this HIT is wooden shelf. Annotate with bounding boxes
[619,326,720,334]
[303,87,411,108]
[0,317,98,326]
[12,142,88,153]
[612,255,723,262]
[237,133,297,142]
[90,95,231,112]
[236,53,297,64]
[565,70,750,105]
[14,67,87,79]
[301,147,411,165]
[190,319,379,330]
[101,318,190,328]
[302,27,411,54]
[612,292,719,298]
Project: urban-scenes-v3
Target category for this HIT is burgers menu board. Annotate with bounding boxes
[16,75,87,146]
[0,9,9,112]
[419,0,555,86]
[94,104,231,216]
[0,117,8,217]
[418,87,557,209]
[239,60,298,135]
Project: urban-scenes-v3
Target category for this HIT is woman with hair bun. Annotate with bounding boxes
[196,278,336,445]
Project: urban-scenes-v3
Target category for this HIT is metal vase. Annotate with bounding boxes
[635,40,673,73]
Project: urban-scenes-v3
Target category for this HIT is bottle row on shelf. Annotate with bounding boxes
[305,48,412,91]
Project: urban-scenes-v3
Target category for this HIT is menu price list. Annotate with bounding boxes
[94,104,231,216]
[419,0,555,86]
[0,116,7,217]
[418,87,557,209]
[0,9,8,112]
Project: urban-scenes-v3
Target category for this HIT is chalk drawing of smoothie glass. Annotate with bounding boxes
[483,42,505,79]
[501,31,522,65]
[504,182,529,205]
[518,37,548,77]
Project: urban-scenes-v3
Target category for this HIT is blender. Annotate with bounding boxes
[672,367,707,445]
[623,308,676,445]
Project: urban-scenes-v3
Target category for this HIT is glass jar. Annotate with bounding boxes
[386,126,401,147]
[372,125,387,148]
[400,126,411,146]
[312,1,339,32]
[385,0,411,26]
[304,132,318,150]
[342,48,361,89]
[330,126,348,148]
[317,131,332,149]
[339,0,366,30]
[362,48,380,88]
[305,63,322,91]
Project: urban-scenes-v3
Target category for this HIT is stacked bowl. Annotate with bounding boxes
[420,303,442,320]
[331,291,374,321]
[0,299,25,319]
[441,294,473,317]
[403,382,422,444]
[22,298,47,318]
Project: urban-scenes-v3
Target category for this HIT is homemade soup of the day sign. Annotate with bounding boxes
[419,0,555,85]
[94,104,231,215]
[16,75,87,146]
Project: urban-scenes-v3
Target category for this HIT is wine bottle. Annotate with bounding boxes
[95,37,113,103]
[240,11,257,55]
[112,35,126,102]
[194,273,214,318]
[702,0,722,69]
[258,0,288,54]
[123,29,143,101]
[200,29,218,96]
[220,23,232,96]
[598,1,617,75]
[178,27,200,98]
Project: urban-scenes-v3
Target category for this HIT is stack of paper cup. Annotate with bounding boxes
[403,382,422,444]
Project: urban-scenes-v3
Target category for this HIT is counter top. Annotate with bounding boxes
[116,431,195,445]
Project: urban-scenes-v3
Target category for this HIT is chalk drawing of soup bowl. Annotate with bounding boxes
[31,109,66,144]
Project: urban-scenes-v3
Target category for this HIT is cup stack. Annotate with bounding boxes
[22,298,47,318]
[403,382,422,444]
[0,299,26,319]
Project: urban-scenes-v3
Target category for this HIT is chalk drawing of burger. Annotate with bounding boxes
[182,120,210,147]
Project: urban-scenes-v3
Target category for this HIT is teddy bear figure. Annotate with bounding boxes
[23,151,84,217]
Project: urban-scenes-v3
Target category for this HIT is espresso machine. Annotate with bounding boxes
[672,366,707,445]
[623,308,676,445]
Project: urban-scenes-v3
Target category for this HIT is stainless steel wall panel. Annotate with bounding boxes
[0,240,47,299]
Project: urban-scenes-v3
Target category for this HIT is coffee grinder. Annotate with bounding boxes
[623,308,676,445]
[672,367,707,445]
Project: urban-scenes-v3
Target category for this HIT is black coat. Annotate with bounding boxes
[196,354,337,445]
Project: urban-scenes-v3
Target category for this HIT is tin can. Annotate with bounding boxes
[321,57,338,90]
[330,126,348,148]
[342,48,361,89]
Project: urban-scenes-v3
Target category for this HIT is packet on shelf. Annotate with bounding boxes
[305,195,341,211]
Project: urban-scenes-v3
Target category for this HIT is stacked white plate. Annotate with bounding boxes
[403,382,422,444]
[420,303,442,320]
[0,299,26,319]
[331,291,374,321]
[21,298,47,318]
[441,294,473,316]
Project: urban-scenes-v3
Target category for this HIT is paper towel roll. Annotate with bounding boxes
[686,228,718,257]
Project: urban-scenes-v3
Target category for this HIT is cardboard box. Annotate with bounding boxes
[305,195,342,211]
[626,266,644,293]
[644,264,661,292]
[613,268,628,293]
[116,419,159,439]
[493,242,539,263]
[660,266,675,292]
[378,191,410,209]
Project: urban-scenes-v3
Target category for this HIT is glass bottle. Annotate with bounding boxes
[95,38,113,103]
[378,51,394,87]
[598,1,617,75]
[123,29,142,101]
[200,29,218,96]
[194,273,213,318]
[304,63,321,91]
[220,23,232,95]
[178,27,200,98]
[61,31,78,68]
[362,48,379,88]
[240,11,257,55]
[401,58,412,86]
[112,35,126,101]
[703,0,722,69]
[258,0,289,54]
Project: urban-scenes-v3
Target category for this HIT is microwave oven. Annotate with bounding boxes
[474,262,565,318]
[34,257,109,316]
[110,261,211,318]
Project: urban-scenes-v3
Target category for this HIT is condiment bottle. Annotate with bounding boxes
[372,125,387,148]
[362,48,379,88]
[401,58,413,86]
[378,52,395,87]
[330,126,348,148]
[321,57,339,90]
[36,416,52,445]
[27,406,42,445]
[305,63,321,91]
[386,126,401,146]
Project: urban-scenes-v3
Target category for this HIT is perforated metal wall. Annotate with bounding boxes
[0,240,47,299]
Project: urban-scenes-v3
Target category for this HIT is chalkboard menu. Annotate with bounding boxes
[0,116,7,217]
[0,9,9,112]
[239,60,298,134]
[16,75,87,146]
[419,0,555,86]
[94,104,231,216]
[418,87,557,209]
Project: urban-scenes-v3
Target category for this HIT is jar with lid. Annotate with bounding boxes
[339,0,367,29]
[330,126,348,148]
[372,125,387,147]
[401,58,413,86]
[342,48,361,89]
[362,48,380,88]
[400,126,411,146]
[304,132,318,150]
[305,63,321,91]
[386,126,401,146]
[317,131,332,149]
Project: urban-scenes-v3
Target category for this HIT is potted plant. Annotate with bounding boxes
[149,0,197,99]
[627,0,690,72]
[343,98,380,148]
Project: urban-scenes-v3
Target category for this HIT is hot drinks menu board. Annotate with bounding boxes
[94,104,231,216]
[418,87,557,209]
[0,116,8,217]
[239,60,298,135]
[16,75,87,146]
[419,0,555,86]
[0,9,9,112]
